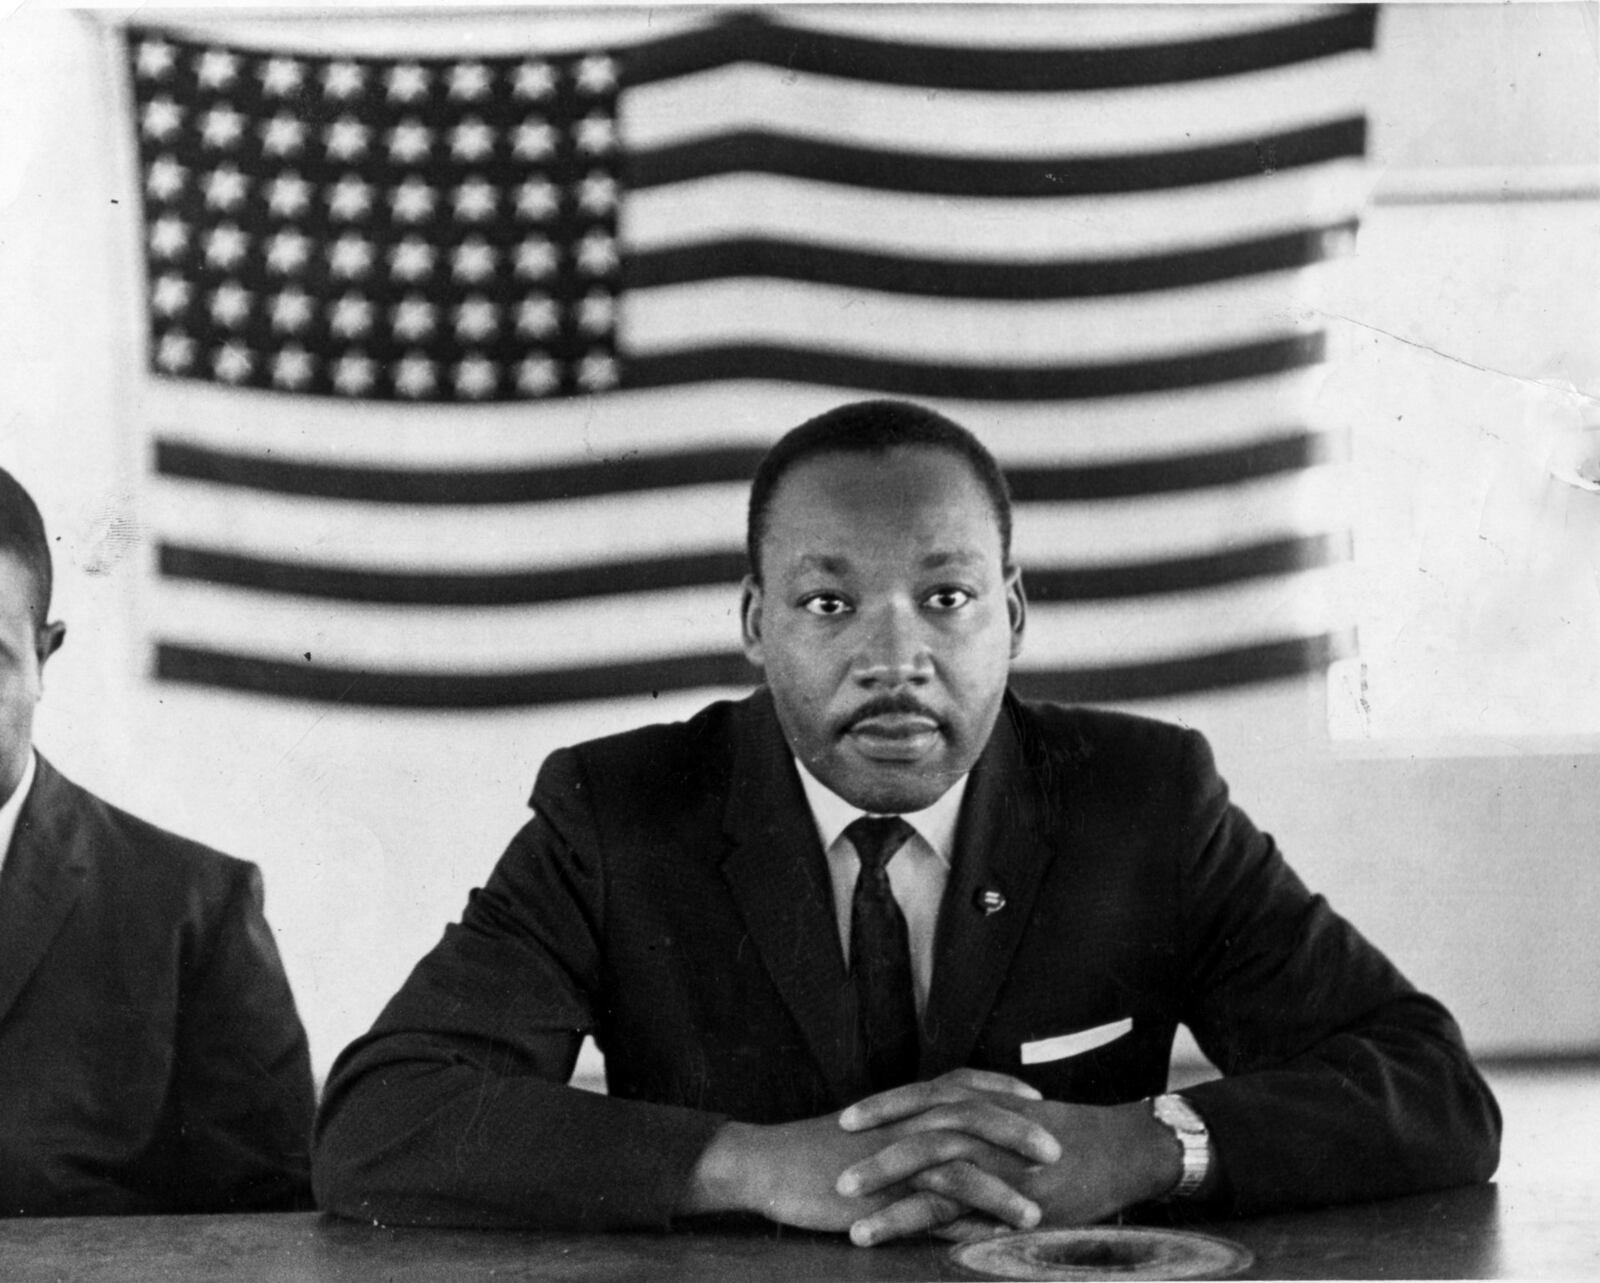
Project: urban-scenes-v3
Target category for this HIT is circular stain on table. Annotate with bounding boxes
[949,1226,1253,1281]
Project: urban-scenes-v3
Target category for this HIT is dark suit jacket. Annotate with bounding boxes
[314,690,1499,1229]
[0,756,315,1216]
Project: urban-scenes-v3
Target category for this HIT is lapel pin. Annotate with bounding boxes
[974,888,1006,915]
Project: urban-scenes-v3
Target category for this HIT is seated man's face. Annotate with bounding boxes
[743,446,1024,814]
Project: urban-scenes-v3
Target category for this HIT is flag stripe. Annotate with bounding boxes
[626,223,1358,298]
[157,531,1346,607]
[625,118,1368,197]
[154,428,1341,505]
[623,8,1378,93]
[620,334,1324,400]
[153,630,1354,708]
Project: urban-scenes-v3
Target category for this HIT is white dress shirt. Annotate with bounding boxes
[0,749,38,876]
[794,758,969,1016]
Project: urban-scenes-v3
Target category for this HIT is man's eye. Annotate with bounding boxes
[802,594,851,617]
[925,588,972,611]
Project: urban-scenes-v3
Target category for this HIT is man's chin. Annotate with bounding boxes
[823,751,957,815]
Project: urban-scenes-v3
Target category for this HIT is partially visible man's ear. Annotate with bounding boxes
[37,620,66,667]
[739,577,766,667]
[1005,567,1027,660]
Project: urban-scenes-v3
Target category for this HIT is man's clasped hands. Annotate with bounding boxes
[683,1068,1181,1245]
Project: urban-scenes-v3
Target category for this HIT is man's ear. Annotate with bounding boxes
[1005,567,1027,660]
[37,620,66,669]
[739,576,765,668]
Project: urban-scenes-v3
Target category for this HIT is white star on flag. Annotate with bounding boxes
[151,275,191,316]
[329,293,374,338]
[213,341,252,382]
[577,352,619,390]
[451,238,496,283]
[453,297,499,341]
[259,57,304,96]
[576,114,617,155]
[200,106,245,150]
[270,287,313,332]
[450,119,495,162]
[576,231,618,275]
[513,120,556,161]
[578,291,615,333]
[514,237,557,279]
[203,224,247,269]
[392,297,436,341]
[394,353,437,397]
[516,355,558,394]
[578,172,618,215]
[329,177,374,221]
[575,54,617,94]
[454,356,498,399]
[386,62,430,102]
[512,60,556,100]
[390,178,435,223]
[515,178,558,220]
[196,49,239,90]
[387,120,431,164]
[141,98,182,140]
[261,114,306,157]
[267,174,311,219]
[516,296,558,337]
[448,61,492,100]
[272,346,314,389]
[148,215,187,258]
[323,61,366,99]
[329,234,375,279]
[146,156,186,200]
[325,117,370,161]
[135,39,175,79]
[204,166,247,210]
[154,331,195,372]
[452,178,497,221]
[332,352,375,396]
[388,238,435,281]
[210,282,251,327]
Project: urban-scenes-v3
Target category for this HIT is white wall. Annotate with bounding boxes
[1,5,1596,1077]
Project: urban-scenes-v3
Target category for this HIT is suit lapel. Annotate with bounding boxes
[922,696,1065,1076]
[0,756,90,1025]
[719,691,866,1105]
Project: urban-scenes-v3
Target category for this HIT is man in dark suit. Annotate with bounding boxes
[0,467,315,1216]
[314,401,1499,1243]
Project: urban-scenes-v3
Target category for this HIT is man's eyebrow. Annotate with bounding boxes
[794,553,851,574]
[921,549,986,569]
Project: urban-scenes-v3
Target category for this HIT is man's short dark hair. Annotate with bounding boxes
[746,400,1013,583]
[0,467,53,622]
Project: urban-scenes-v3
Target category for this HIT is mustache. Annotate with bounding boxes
[839,695,942,732]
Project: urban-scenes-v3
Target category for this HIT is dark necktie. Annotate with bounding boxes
[845,815,919,1092]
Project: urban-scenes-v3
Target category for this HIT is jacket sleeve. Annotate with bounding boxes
[312,747,727,1230]
[1169,729,1501,1215]
[171,860,317,1211]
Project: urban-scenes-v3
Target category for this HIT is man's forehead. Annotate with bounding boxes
[789,548,990,575]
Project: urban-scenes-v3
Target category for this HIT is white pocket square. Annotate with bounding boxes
[1020,1017,1134,1065]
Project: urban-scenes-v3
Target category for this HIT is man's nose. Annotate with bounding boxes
[853,601,930,685]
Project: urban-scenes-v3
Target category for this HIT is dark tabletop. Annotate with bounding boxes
[1,1181,1596,1281]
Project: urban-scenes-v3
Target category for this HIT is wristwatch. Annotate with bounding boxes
[1149,1093,1211,1199]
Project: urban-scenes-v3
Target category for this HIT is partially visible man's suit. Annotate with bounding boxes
[315,689,1500,1229]
[0,755,315,1216]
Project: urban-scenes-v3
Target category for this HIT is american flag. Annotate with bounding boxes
[123,6,1376,709]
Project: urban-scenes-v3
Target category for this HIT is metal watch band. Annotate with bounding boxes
[1150,1092,1211,1199]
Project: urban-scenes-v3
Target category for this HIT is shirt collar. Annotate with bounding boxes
[793,756,968,866]
[0,748,38,872]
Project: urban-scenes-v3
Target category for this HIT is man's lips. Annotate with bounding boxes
[846,713,941,740]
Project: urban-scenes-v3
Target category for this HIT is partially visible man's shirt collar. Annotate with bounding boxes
[0,749,39,876]
[793,756,968,865]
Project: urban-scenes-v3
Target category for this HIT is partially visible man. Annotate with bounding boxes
[314,401,1499,1242]
[0,466,315,1216]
